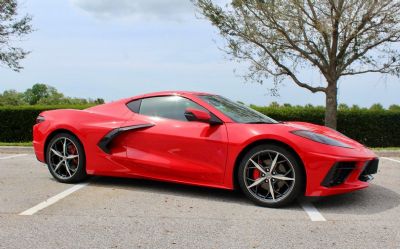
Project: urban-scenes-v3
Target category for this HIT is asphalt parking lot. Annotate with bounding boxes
[0,150,399,249]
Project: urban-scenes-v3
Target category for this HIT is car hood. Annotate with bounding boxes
[279,121,364,149]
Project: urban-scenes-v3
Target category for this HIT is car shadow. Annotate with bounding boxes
[87,176,252,205]
[303,184,400,215]
[86,176,301,209]
[51,176,398,212]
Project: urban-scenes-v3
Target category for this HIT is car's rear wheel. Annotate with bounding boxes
[238,144,304,208]
[46,133,87,183]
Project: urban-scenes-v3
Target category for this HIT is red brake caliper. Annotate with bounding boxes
[68,145,78,165]
[252,160,261,179]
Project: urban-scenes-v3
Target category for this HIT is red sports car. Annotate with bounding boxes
[33,91,379,207]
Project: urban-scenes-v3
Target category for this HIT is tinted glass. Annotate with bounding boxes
[198,95,278,124]
[126,99,141,113]
[139,96,208,121]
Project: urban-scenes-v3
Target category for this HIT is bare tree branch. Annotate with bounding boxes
[0,0,33,72]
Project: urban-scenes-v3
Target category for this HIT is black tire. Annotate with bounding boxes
[237,144,304,208]
[46,133,87,183]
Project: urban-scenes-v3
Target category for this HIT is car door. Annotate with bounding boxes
[122,95,229,186]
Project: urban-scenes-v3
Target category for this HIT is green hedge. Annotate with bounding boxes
[0,105,399,147]
[0,105,93,143]
[252,106,400,147]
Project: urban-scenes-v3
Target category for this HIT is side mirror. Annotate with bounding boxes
[184,108,212,123]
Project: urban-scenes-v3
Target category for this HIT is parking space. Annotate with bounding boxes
[314,157,400,221]
[0,153,73,214]
[0,152,399,248]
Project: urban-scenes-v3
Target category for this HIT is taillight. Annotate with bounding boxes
[36,115,45,124]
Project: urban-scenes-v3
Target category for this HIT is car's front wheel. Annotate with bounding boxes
[46,133,87,183]
[238,144,304,208]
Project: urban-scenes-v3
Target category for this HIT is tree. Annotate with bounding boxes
[351,104,361,111]
[269,101,280,107]
[0,0,33,71]
[194,0,400,129]
[0,89,26,105]
[389,104,400,111]
[338,103,349,110]
[23,83,63,105]
[0,84,105,106]
[283,103,292,107]
[94,98,105,104]
[369,103,384,111]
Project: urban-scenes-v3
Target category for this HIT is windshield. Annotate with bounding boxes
[198,95,278,124]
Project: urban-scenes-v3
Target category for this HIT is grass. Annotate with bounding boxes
[0,142,33,146]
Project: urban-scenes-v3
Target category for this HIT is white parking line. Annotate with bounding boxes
[19,183,88,216]
[300,200,326,222]
[0,154,27,160]
[381,157,400,164]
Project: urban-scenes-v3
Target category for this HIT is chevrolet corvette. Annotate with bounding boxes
[33,91,379,207]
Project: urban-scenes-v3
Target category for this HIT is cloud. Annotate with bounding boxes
[70,0,196,21]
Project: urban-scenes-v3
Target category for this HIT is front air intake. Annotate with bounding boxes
[359,158,379,182]
[321,162,356,187]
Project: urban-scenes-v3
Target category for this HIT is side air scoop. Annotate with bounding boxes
[98,123,155,154]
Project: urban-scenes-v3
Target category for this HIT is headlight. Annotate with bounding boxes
[290,130,353,148]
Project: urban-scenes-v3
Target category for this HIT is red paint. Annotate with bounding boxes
[33,91,377,196]
[185,108,211,122]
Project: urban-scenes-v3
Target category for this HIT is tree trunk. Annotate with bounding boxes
[325,82,338,129]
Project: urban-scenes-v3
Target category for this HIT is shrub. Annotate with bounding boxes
[252,105,400,147]
[0,105,93,142]
[0,104,399,147]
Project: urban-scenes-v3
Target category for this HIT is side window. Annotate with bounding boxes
[138,96,208,121]
[126,99,141,113]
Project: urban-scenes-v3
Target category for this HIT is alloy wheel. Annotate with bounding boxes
[48,137,80,180]
[243,150,296,203]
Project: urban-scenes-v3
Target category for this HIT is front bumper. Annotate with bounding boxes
[303,148,378,196]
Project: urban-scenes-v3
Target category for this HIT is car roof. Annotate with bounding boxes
[143,91,212,96]
[102,90,234,123]
[126,91,214,101]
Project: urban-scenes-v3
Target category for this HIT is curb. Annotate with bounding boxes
[0,146,34,154]
[374,151,400,157]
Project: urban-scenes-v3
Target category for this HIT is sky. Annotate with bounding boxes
[0,0,399,107]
